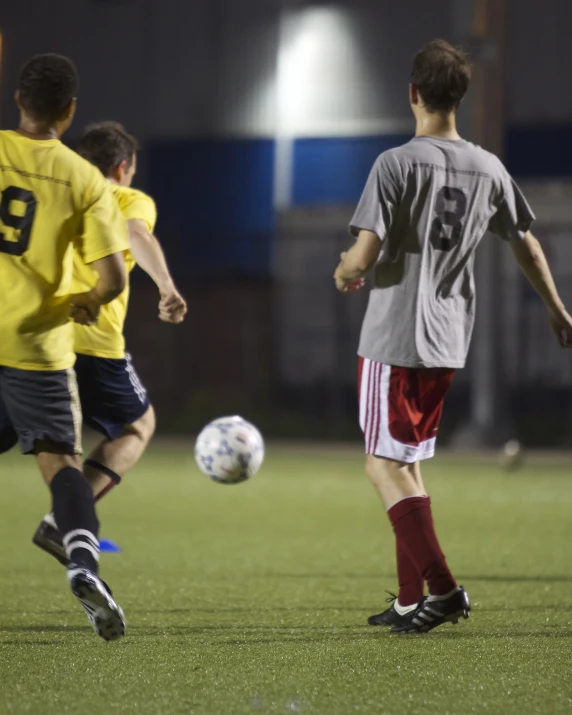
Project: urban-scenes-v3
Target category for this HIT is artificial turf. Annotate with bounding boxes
[0,442,571,714]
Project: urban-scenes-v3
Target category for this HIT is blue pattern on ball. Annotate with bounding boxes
[216,439,234,456]
[200,455,214,473]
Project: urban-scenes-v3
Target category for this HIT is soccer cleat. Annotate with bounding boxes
[32,516,69,567]
[390,586,471,634]
[368,592,426,627]
[68,566,126,641]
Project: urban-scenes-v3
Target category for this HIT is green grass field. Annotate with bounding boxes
[0,442,571,715]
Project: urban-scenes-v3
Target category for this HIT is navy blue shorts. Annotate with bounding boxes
[75,352,150,441]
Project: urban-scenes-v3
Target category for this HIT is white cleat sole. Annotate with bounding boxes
[69,569,126,641]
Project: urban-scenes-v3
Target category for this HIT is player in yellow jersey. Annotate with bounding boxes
[32,121,187,566]
[0,54,128,640]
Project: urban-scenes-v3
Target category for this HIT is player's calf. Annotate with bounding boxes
[87,404,156,500]
[33,465,99,569]
[48,465,100,572]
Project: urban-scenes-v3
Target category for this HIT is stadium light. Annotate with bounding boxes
[274,6,359,209]
[276,6,362,138]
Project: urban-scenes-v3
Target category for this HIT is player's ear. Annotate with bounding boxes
[113,160,128,183]
[14,90,23,111]
[409,83,419,106]
[65,98,77,122]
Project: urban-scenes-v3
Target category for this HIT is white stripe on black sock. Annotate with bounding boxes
[63,529,99,550]
[63,529,100,564]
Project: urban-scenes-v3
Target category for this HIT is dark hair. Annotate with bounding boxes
[19,54,78,122]
[411,39,471,113]
[77,121,139,177]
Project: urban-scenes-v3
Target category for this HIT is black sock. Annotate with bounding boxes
[50,467,100,572]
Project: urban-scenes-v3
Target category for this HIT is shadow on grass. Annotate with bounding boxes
[256,573,572,583]
[98,622,572,645]
[460,575,572,584]
[1,622,571,647]
[479,604,572,612]
[413,629,572,640]
[1,640,58,646]
[3,626,571,648]
[0,625,87,633]
[130,603,572,616]
[129,606,367,614]
[199,631,572,646]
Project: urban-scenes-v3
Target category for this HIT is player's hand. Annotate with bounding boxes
[70,290,101,326]
[334,263,366,294]
[549,309,572,348]
[159,286,187,324]
[334,252,366,294]
[337,277,366,293]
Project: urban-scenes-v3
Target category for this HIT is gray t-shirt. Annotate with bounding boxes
[350,136,535,368]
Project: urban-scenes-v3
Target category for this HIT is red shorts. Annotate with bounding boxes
[358,357,454,463]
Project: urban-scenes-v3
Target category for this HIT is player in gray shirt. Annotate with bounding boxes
[334,39,572,634]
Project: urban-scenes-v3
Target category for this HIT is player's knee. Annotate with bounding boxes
[132,405,156,444]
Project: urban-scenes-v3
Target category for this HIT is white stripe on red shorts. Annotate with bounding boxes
[358,357,454,463]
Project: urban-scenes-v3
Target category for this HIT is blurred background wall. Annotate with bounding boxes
[2,0,572,444]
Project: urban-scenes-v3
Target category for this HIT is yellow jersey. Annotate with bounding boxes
[0,130,129,371]
[73,185,157,359]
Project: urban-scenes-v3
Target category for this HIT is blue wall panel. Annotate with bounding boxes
[147,139,275,276]
[292,134,412,206]
[144,126,572,277]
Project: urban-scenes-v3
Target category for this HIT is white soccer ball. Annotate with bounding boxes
[194,415,265,484]
[499,439,523,471]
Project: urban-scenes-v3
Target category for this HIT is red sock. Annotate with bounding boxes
[95,481,116,502]
[388,496,456,597]
[396,535,424,607]
[85,460,122,503]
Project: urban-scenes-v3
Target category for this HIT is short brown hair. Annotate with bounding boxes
[411,40,471,113]
[77,121,139,177]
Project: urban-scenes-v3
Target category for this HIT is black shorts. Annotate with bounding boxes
[75,352,150,441]
[0,366,82,455]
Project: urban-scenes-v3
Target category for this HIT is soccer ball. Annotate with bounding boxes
[499,439,523,471]
[194,415,265,484]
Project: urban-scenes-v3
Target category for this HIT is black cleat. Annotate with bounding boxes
[68,566,126,641]
[32,518,69,567]
[368,592,426,627]
[390,586,471,634]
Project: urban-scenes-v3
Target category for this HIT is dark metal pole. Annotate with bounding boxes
[452,0,512,446]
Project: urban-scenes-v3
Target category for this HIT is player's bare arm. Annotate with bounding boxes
[334,229,381,293]
[2,54,127,641]
[71,252,127,325]
[127,218,187,324]
[510,231,572,347]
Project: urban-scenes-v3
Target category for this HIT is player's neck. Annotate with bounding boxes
[16,118,59,141]
[415,112,461,141]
